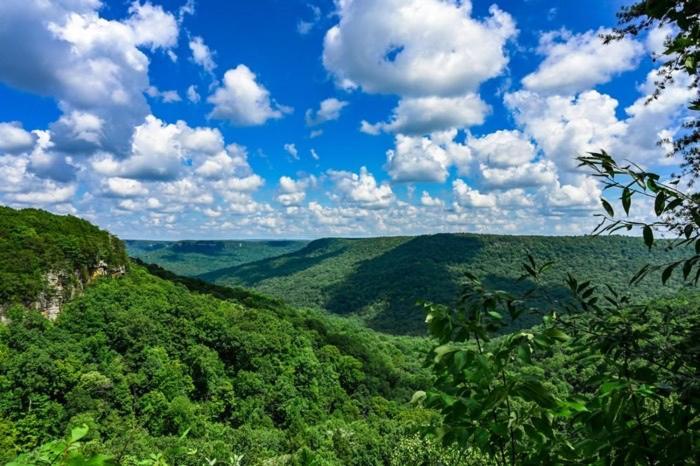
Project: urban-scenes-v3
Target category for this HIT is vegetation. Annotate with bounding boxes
[197,234,690,335]
[418,153,700,464]
[126,240,308,277]
[0,207,127,309]
[0,214,440,464]
[606,0,699,178]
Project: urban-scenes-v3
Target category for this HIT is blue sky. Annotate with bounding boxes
[0,0,694,239]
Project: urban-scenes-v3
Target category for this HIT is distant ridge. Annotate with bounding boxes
[126,239,308,276]
[197,233,689,334]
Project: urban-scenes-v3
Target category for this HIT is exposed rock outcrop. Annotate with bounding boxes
[31,261,126,320]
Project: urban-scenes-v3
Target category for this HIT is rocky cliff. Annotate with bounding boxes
[0,206,129,320]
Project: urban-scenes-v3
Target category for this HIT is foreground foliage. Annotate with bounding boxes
[420,153,700,464]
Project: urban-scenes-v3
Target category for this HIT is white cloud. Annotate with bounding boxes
[208,65,292,126]
[385,130,472,182]
[522,28,643,95]
[305,98,348,126]
[452,180,496,208]
[189,36,216,73]
[362,93,488,135]
[0,122,36,153]
[468,129,536,168]
[543,177,600,209]
[505,90,627,181]
[310,148,320,160]
[328,166,394,209]
[146,86,182,103]
[13,183,77,205]
[187,85,200,103]
[125,1,179,50]
[420,191,444,207]
[619,69,697,164]
[480,160,557,189]
[103,177,149,197]
[277,175,317,206]
[284,143,299,159]
[195,144,251,180]
[0,0,180,156]
[91,115,225,181]
[323,0,516,96]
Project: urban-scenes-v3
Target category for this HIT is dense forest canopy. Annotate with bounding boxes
[191,234,692,334]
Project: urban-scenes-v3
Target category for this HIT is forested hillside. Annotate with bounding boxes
[126,240,308,277]
[0,207,128,317]
[0,208,447,464]
[198,234,690,334]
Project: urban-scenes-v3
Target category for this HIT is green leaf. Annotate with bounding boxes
[662,262,679,285]
[516,378,558,409]
[654,191,666,216]
[69,424,89,444]
[622,187,631,215]
[601,198,614,217]
[410,390,426,404]
[487,310,502,320]
[643,225,654,250]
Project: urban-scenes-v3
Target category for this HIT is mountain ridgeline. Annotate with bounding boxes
[198,234,690,334]
[126,239,308,277]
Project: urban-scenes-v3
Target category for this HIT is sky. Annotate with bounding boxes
[0,0,696,239]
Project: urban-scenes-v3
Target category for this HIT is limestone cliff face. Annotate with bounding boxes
[31,261,127,320]
[0,260,127,322]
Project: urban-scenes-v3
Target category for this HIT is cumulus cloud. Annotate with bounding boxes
[0,0,180,156]
[362,93,488,135]
[506,68,695,177]
[91,115,225,181]
[468,129,536,168]
[385,130,472,182]
[189,35,216,73]
[208,65,292,126]
[323,0,516,96]
[522,28,644,95]
[480,160,557,189]
[103,177,149,197]
[0,122,36,153]
[195,143,251,179]
[452,179,496,208]
[505,90,627,180]
[420,191,444,207]
[305,98,348,126]
[277,175,317,206]
[13,184,77,205]
[328,167,394,209]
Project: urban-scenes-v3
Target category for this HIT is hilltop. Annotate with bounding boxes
[198,234,690,334]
